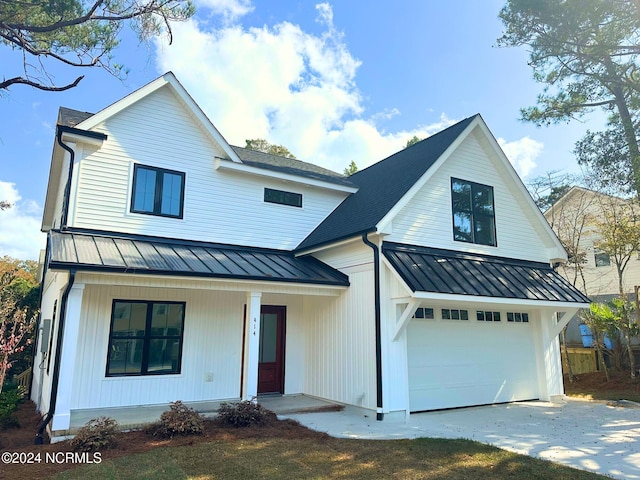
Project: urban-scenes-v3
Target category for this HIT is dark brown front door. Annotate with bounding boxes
[257,306,285,394]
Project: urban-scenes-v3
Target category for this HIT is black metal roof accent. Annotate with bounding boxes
[382,242,590,304]
[48,230,350,287]
[296,115,479,251]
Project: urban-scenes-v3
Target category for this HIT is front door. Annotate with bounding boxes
[257,306,286,394]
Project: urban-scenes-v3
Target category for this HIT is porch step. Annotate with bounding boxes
[257,395,344,415]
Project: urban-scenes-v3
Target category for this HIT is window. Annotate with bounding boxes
[451,178,496,246]
[412,307,435,319]
[441,308,468,320]
[264,188,302,208]
[477,311,501,322]
[131,165,185,218]
[106,300,185,376]
[507,312,529,323]
[594,250,611,267]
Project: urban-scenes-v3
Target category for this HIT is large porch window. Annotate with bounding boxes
[106,300,185,376]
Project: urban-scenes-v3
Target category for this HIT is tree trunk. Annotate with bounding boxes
[594,330,610,382]
[561,327,575,383]
[604,56,640,195]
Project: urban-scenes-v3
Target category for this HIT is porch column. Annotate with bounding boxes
[538,309,566,402]
[242,292,262,401]
[51,283,85,432]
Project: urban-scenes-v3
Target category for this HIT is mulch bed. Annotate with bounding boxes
[0,401,329,479]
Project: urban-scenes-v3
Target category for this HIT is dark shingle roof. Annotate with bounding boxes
[231,146,353,187]
[58,107,94,127]
[382,242,590,303]
[49,230,349,286]
[296,115,478,251]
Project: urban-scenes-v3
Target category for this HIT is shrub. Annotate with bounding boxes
[216,400,276,428]
[0,385,25,429]
[147,400,204,438]
[70,417,119,452]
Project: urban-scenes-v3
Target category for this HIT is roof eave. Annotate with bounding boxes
[47,261,350,287]
[215,157,359,193]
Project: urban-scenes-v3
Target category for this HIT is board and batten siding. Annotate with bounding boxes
[70,285,245,409]
[302,242,377,410]
[387,130,556,264]
[69,85,348,250]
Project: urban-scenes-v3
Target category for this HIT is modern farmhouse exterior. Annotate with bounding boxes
[31,72,589,441]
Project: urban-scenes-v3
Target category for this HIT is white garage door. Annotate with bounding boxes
[407,312,539,412]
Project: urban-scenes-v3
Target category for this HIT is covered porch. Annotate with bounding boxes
[37,230,350,440]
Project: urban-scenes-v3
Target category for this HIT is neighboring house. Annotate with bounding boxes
[31,72,589,441]
[544,186,640,345]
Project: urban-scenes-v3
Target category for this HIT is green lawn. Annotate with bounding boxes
[53,436,607,480]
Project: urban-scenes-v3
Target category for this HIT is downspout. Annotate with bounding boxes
[35,269,76,444]
[362,233,384,421]
[28,233,51,399]
[56,128,75,230]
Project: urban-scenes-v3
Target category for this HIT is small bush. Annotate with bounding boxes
[70,417,119,452]
[0,386,25,429]
[147,400,204,438]
[216,400,276,428]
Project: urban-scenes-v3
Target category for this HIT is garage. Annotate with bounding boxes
[407,308,538,412]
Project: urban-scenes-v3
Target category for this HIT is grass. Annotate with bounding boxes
[48,435,608,480]
[3,368,637,479]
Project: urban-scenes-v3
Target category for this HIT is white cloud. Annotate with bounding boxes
[154,3,460,173]
[194,0,254,22]
[498,137,543,179]
[0,181,45,260]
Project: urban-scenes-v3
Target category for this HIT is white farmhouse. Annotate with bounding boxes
[31,72,589,441]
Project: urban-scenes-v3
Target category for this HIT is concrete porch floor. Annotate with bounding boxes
[69,394,341,431]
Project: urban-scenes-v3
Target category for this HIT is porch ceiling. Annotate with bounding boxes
[48,230,349,287]
[382,242,590,304]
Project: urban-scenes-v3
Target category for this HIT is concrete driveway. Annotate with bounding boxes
[283,399,640,479]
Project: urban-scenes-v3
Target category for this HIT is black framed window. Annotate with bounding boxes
[106,300,185,376]
[131,165,185,218]
[594,250,611,267]
[507,312,529,323]
[451,178,496,246]
[264,188,302,207]
[441,308,468,320]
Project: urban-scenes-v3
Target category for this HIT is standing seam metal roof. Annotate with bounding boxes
[48,230,349,286]
[382,242,590,304]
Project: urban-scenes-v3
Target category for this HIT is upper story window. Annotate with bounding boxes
[264,188,302,208]
[594,249,611,267]
[131,165,185,218]
[451,178,496,246]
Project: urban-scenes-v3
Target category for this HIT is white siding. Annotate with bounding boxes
[301,244,377,410]
[69,85,348,249]
[31,271,69,414]
[71,285,245,409]
[388,130,554,263]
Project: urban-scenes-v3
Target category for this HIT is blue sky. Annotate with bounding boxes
[0,0,606,260]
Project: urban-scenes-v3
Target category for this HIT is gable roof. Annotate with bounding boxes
[75,72,243,163]
[55,108,353,189]
[296,115,478,251]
